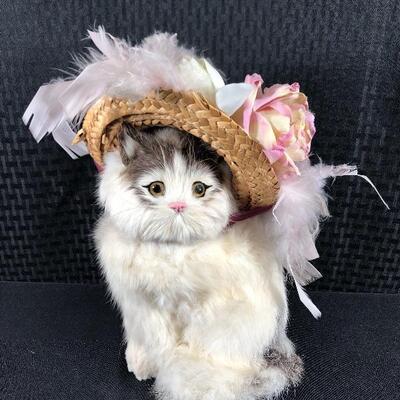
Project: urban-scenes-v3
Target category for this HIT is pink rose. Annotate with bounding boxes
[241,74,315,177]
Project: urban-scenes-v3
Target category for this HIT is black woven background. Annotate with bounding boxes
[0,0,398,292]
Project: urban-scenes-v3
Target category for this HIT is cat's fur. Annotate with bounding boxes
[95,125,302,400]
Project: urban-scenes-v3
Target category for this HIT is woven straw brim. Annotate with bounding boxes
[73,90,279,210]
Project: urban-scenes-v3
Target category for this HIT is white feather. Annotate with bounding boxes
[23,26,225,158]
[266,159,389,318]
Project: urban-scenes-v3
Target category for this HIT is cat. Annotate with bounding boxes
[94,123,303,400]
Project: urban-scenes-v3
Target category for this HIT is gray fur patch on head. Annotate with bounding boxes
[119,123,231,186]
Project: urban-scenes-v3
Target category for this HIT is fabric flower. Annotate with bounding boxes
[178,57,225,103]
[216,74,315,178]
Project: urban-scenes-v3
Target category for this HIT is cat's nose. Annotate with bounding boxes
[168,201,187,213]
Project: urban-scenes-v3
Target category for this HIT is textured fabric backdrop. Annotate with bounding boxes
[0,0,398,292]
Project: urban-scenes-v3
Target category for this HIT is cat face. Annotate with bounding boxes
[97,125,237,244]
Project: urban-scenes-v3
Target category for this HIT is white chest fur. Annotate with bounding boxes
[95,215,285,313]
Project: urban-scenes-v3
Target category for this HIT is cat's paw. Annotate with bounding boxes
[273,335,296,357]
[264,349,304,386]
[125,342,157,381]
[249,355,303,399]
[251,364,291,398]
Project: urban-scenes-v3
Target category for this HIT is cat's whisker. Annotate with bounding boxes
[109,208,141,218]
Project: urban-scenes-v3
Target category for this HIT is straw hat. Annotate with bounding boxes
[23,28,281,211]
[72,90,279,210]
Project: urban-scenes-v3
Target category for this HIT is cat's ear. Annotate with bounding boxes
[119,122,141,165]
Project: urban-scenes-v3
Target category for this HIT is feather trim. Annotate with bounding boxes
[23,26,224,158]
[266,160,388,318]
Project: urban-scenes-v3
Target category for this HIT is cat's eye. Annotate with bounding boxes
[192,181,211,198]
[145,181,165,197]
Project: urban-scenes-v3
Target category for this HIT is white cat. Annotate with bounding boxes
[95,125,302,400]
